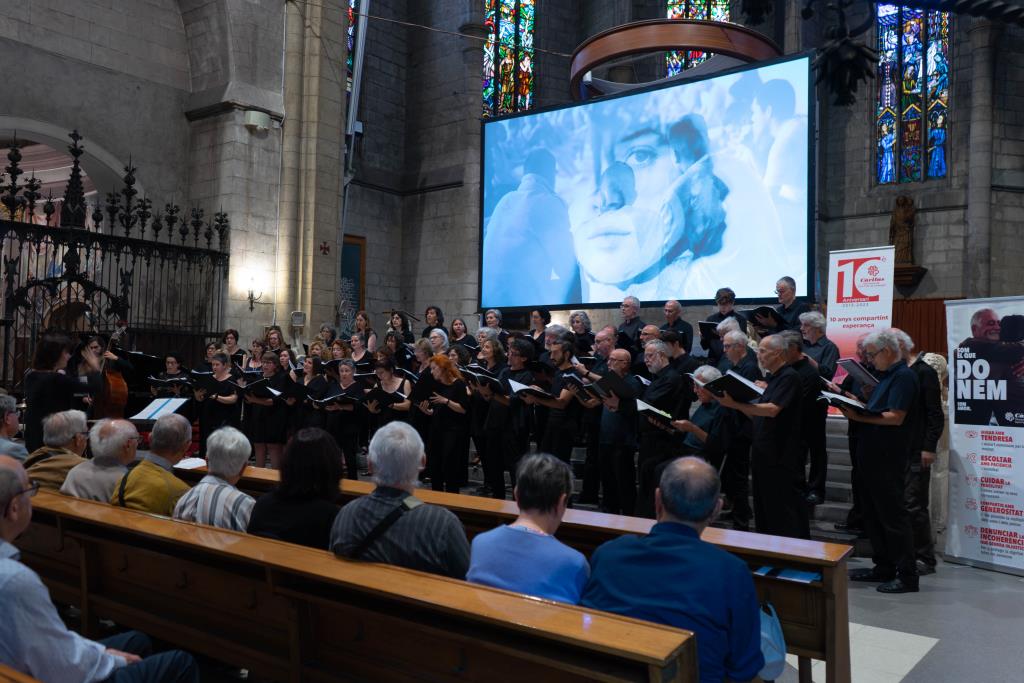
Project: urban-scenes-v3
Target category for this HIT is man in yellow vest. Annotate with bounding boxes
[112,414,191,516]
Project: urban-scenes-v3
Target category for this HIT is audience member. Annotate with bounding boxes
[173,426,255,532]
[24,410,89,491]
[112,414,191,516]
[248,428,342,549]
[61,419,139,502]
[330,421,470,578]
[581,457,764,683]
[0,456,199,682]
[0,395,27,461]
[467,453,588,604]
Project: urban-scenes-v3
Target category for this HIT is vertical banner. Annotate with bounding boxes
[826,246,895,360]
[945,297,1024,576]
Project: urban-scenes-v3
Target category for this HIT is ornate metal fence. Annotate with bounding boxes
[0,131,230,393]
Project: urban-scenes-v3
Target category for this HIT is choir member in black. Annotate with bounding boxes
[472,338,509,498]
[633,340,685,518]
[245,351,291,469]
[836,329,919,594]
[662,330,702,419]
[428,328,449,355]
[660,300,694,354]
[246,339,268,371]
[411,338,433,376]
[447,344,472,368]
[799,312,840,505]
[418,354,470,493]
[593,348,642,514]
[571,326,616,505]
[307,340,327,364]
[198,341,219,371]
[828,337,871,535]
[449,318,477,354]
[151,353,189,398]
[630,325,662,380]
[670,366,729,468]
[354,310,377,353]
[295,356,329,429]
[568,311,595,357]
[780,329,826,510]
[266,326,286,353]
[702,287,746,365]
[381,330,408,369]
[389,311,415,345]
[317,323,337,347]
[349,332,372,370]
[365,356,412,426]
[277,348,300,437]
[717,330,762,531]
[527,309,550,357]
[485,337,536,489]
[70,336,134,414]
[222,328,245,368]
[483,309,509,348]
[23,333,100,452]
[194,352,241,457]
[421,305,444,339]
[617,295,645,356]
[324,359,363,480]
[717,334,810,540]
[520,338,580,465]
[329,338,351,361]
[754,276,810,334]
[716,318,754,372]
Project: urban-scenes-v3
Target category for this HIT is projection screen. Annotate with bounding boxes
[479,54,813,310]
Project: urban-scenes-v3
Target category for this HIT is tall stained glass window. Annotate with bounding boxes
[666,1,729,76]
[346,0,358,93]
[876,4,950,184]
[482,0,535,117]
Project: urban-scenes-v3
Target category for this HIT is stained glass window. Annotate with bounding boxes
[666,1,729,76]
[876,4,950,184]
[346,0,358,93]
[482,0,534,117]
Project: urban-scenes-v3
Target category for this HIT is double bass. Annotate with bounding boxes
[91,323,129,419]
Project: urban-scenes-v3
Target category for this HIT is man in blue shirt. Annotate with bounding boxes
[467,453,589,604]
[581,456,764,683]
[0,455,199,683]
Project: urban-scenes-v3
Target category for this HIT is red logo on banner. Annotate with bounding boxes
[968,452,978,463]
[835,256,885,303]
[966,431,979,439]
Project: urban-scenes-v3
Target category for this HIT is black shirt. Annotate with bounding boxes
[247,490,340,550]
[909,355,944,454]
[548,367,583,423]
[703,310,746,364]
[751,365,802,460]
[617,317,645,354]
[776,300,811,331]
[803,337,840,380]
[23,370,101,452]
[660,318,694,354]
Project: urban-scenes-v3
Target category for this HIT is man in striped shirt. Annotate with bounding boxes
[173,427,255,532]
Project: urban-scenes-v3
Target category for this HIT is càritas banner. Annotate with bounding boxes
[826,246,895,363]
[945,297,1024,576]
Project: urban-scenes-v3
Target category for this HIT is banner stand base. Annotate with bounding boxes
[941,553,1024,578]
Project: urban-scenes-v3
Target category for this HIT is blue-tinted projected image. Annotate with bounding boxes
[480,57,810,309]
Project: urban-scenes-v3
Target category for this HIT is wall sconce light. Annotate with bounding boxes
[248,286,263,312]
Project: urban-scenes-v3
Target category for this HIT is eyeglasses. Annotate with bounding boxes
[17,481,39,498]
[864,349,882,360]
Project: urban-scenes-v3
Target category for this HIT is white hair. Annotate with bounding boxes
[693,365,722,383]
[88,419,137,464]
[864,329,901,355]
[42,410,87,448]
[429,327,449,350]
[623,295,640,308]
[716,317,741,336]
[724,330,748,347]
[799,311,827,332]
[368,422,423,489]
[149,413,192,455]
[206,427,251,478]
[892,329,915,354]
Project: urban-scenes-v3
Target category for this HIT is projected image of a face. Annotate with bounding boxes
[480,57,810,309]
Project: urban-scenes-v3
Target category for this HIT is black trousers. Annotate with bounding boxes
[599,442,636,515]
[634,432,681,518]
[845,432,863,529]
[804,401,829,498]
[751,445,810,539]
[541,416,577,464]
[721,437,752,527]
[482,428,508,499]
[856,433,917,580]
[430,425,469,493]
[580,409,602,502]
[904,455,936,567]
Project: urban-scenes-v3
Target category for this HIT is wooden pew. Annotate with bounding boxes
[20,491,698,683]
[0,666,40,683]
[179,465,853,683]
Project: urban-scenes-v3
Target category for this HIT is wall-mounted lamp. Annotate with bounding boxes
[248,287,263,312]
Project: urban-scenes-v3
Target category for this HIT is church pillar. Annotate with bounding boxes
[964,18,998,298]
[277,0,345,342]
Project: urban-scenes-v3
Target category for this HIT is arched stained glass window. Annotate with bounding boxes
[482,0,535,117]
[346,0,358,93]
[876,4,950,184]
[666,1,729,76]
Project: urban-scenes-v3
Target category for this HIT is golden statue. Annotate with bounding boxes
[889,195,916,264]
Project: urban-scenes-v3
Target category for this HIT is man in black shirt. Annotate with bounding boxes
[754,276,809,334]
[592,348,643,514]
[702,287,747,364]
[799,311,840,504]
[660,300,694,354]
[780,330,827,509]
[717,330,762,530]
[718,333,810,539]
[524,339,581,464]
[662,330,702,420]
[617,296,645,356]
[634,340,684,518]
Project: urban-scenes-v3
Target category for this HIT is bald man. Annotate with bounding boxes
[660,300,694,354]
[596,349,644,515]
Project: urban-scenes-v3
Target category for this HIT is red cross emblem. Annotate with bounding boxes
[319,241,330,255]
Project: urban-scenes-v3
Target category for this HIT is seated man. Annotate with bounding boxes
[0,395,28,461]
[330,421,470,578]
[467,453,589,604]
[173,427,255,532]
[581,456,764,683]
[62,419,139,502]
[111,414,191,516]
[24,410,89,492]
[0,455,199,682]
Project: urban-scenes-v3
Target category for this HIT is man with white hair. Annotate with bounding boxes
[61,419,139,502]
[23,410,89,491]
[716,330,761,531]
[632,340,684,518]
[0,395,28,462]
[173,427,255,532]
[617,295,645,355]
[799,311,839,506]
[330,421,470,578]
[0,456,200,682]
[112,413,191,516]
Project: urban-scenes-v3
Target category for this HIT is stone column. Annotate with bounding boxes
[964,18,998,298]
[278,0,345,342]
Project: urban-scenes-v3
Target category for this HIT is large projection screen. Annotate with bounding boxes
[479,54,813,310]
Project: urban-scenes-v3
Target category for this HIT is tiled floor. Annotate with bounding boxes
[777,556,1024,682]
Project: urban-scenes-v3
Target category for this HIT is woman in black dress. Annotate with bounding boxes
[23,333,100,452]
[388,311,415,345]
[349,332,372,369]
[246,339,267,371]
[473,338,510,499]
[365,356,412,426]
[296,356,329,429]
[245,351,291,469]
[150,353,190,399]
[421,305,444,339]
[354,310,377,353]
[222,328,245,368]
[569,310,596,356]
[419,354,470,493]
[194,352,240,456]
[483,309,509,348]
[324,359,364,479]
[247,427,343,549]
[266,326,285,354]
[528,308,551,357]
[449,317,478,354]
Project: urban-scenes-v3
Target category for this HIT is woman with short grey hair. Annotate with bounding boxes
[569,311,595,356]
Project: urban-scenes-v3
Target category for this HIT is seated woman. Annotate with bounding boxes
[247,427,343,549]
[467,453,589,604]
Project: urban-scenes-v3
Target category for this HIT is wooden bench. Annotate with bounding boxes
[180,465,853,683]
[0,666,40,683]
[20,491,698,683]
